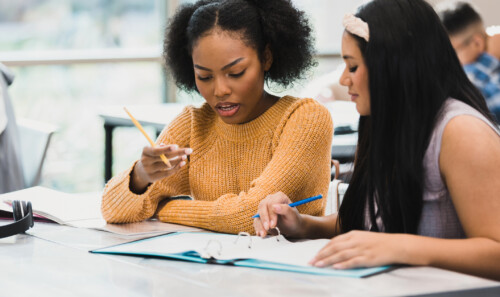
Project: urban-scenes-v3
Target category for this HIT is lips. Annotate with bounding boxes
[215,102,240,117]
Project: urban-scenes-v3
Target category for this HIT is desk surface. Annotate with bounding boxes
[1,222,498,297]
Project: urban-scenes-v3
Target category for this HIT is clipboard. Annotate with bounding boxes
[91,232,391,277]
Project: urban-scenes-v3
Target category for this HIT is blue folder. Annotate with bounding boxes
[91,232,391,278]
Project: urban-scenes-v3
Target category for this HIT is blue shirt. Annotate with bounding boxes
[464,53,500,123]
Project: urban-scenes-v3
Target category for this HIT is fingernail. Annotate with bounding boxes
[315,261,324,267]
[270,220,274,227]
[333,264,342,269]
[185,148,193,154]
[273,205,281,212]
[264,222,269,230]
[180,161,186,167]
[172,144,179,150]
[182,155,187,160]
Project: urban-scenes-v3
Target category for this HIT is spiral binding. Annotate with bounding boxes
[274,227,281,241]
[201,227,282,258]
[204,239,222,256]
[234,232,252,248]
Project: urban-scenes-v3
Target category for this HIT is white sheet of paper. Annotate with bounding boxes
[0,186,203,236]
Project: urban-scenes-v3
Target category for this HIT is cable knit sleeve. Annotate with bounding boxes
[157,99,333,234]
[101,106,193,223]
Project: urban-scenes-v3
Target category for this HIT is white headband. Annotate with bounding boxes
[342,13,369,42]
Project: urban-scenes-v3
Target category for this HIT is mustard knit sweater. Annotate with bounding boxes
[101,96,333,234]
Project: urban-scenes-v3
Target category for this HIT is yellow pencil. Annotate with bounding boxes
[123,107,172,168]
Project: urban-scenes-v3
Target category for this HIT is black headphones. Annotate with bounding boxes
[0,200,34,238]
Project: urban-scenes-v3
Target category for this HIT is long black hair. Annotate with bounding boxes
[163,0,316,93]
[338,0,494,234]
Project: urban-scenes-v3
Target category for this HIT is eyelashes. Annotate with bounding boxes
[349,66,358,73]
[197,75,211,81]
[196,70,246,81]
[229,70,245,78]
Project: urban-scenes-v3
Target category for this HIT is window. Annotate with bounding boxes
[0,0,165,192]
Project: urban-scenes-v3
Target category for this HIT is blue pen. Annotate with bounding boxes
[251,194,323,219]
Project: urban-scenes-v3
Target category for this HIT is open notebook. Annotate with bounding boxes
[91,232,391,277]
[0,186,202,236]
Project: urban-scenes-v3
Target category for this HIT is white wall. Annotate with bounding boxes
[428,0,500,27]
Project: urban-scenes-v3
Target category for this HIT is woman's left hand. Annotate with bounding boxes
[310,230,405,269]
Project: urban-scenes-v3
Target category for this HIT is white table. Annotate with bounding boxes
[1,220,499,297]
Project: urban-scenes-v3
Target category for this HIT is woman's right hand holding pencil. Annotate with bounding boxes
[130,144,192,193]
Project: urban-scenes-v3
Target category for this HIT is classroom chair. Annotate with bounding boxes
[17,118,57,187]
[325,160,349,215]
[325,181,348,215]
[0,63,24,193]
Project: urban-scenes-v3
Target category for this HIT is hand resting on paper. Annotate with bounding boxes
[309,230,406,269]
[130,144,192,193]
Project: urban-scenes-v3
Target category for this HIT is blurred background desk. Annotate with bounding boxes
[1,221,499,297]
[98,101,359,182]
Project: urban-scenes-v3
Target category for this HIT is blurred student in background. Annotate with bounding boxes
[437,1,500,122]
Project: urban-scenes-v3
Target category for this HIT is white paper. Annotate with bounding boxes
[0,186,203,236]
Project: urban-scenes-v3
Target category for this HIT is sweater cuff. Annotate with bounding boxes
[101,163,165,223]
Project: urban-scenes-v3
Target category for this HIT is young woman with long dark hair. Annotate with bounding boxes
[254,0,500,280]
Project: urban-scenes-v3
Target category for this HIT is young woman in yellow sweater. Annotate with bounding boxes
[101,0,333,234]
